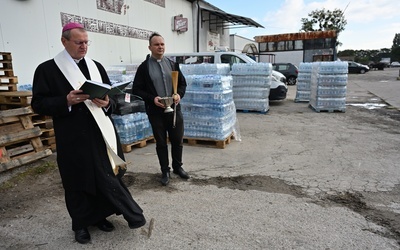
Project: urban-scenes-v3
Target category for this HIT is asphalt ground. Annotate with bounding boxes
[1,68,400,249]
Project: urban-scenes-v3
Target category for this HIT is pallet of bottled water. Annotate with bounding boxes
[185,75,232,91]
[182,73,234,105]
[314,61,348,74]
[180,63,230,76]
[184,109,236,140]
[309,97,347,112]
[184,89,233,105]
[315,74,348,86]
[230,63,272,113]
[295,62,312,102]
[181,101,236,118]
[232,75,271,88]
[106,66,125,84]
[180,63,238,141]
[233,87,270,99]
[231,63,272,76]
[309,61,348,112]
[17,84,33,91]
[111,112,153,145]
[311,85,347,97]
[233,98,269,113]
[182,98,237,140]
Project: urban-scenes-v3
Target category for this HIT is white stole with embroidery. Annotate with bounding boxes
[54,50,126,175]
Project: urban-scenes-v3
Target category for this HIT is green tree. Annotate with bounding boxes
[300,8,347,46]
[392,33,400,48]
[391,33,400,62]
[337,49,354,57]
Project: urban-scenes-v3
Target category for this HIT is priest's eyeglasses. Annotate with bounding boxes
[72,40,91,46]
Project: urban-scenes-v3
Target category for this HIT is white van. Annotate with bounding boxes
[164,51,287,101]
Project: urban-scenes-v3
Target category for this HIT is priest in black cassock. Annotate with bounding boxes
[31,22,146,244]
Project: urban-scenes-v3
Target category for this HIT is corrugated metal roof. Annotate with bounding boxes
[201,7,264,29]
[255,30,337,43]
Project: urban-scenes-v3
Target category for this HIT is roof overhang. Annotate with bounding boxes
[200,7,264,29]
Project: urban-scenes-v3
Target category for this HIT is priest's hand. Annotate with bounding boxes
[92,95,110,108]
[154,96,165,108]
[67,90,89,106]
[173,93,181,104]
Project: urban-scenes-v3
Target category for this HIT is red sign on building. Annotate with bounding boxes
[173,16,188,33]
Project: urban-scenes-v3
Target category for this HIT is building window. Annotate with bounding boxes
[294,40,303,50]
[314,39,324,49]
[325,38,335,48]
[303,40,314,50]
[259,42,267,52]
[286,41,294,50]
[313,55,333,62]
[277,41,285,51]
[268,42,275,51]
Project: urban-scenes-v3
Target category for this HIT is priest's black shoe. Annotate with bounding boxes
[74,228,90,244]
[96,219,115,232]
[173,167,190,179]
[128,219,146,229]
[161,172,170,186]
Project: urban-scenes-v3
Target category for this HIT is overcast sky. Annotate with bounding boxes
[206,0,400,51]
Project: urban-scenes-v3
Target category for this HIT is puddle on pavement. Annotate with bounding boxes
[347,103,387,109]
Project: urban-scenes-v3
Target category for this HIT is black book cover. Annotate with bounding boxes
[79,80,131,99]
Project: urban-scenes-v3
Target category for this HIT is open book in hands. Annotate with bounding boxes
[79,80,132,100]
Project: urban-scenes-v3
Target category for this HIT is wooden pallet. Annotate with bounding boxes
[0,76,18,84]
[183,133,235,149]
[236,109,269,114]
[0,91,32,107]
[0,69,15,77]
[122,136,155,153]
[0,107,52,172]
[309,104,346,113]
[294,99,310,103]
[0,52,17,92]
[31,114,53,129]
[0,60,13,70]
[31,114,56,150]
[0,52,12,61]
[0,81,18,92]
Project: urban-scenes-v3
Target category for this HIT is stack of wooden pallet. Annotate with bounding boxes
[0,52,32,109]
[0,52,56,152]
[0,52,55,172]
[0,106,52,173]
[0,52,18,92]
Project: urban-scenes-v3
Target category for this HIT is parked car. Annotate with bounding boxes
[272,63,299,85]
[348,61,369,74]
[165,51,287,100]
[391,61,400,67]
[369,62,385,70]
[269,73,288,101]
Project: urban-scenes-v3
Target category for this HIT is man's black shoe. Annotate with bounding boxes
[128,219,146,229]
[173,167,190,179]
[74,228,90,244]
[161,172,170,186]
[96,219,115,232]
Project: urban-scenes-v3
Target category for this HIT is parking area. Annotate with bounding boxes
[1,68,400,249]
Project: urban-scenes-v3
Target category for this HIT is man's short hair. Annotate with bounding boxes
[149,32,162,45]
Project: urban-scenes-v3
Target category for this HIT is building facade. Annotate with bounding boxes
[255,31,338,66]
